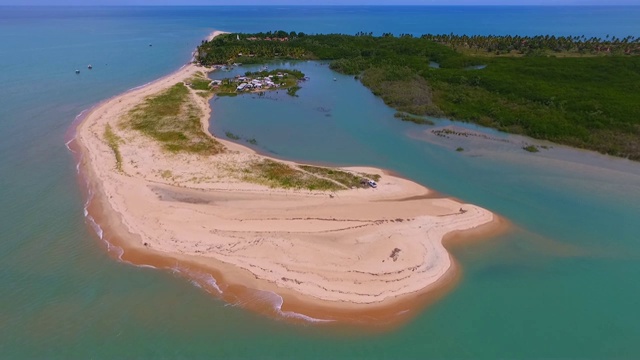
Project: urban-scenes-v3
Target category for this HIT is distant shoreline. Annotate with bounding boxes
[69,29,506,328]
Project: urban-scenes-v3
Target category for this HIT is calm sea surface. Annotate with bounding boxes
[1,6,640,359]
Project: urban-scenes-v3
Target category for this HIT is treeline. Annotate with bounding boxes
[420,33,640,56]
[197,32,473,68]
[196,32,640,160]
[245,68,305,80]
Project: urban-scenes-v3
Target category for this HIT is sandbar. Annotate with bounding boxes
[71,30,504,326]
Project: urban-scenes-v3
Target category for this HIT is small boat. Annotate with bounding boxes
[367,180,377,188]
[333,78,337,81]
[87,64,92,70]
[149,43,152,47]
[75,69,80,74]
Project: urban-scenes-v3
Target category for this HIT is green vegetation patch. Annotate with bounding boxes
[245,68,305,80]
[188,77,212,91]
[104,124,123,172]
[427,56,640,159]
[187,71,213,91]
[286,86,301,97]
[300,165,380,188]
[245,159,342,191]
[361,67,443,116]
[160,169,173,179]
[124,83,224,155]
[394,112,435,125]
[523,145,540,153]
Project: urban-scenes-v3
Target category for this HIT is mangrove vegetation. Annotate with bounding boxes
[197,31,640,160]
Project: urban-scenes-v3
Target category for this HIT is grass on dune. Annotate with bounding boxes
[124,83,224,155]
[188,77,213,91]
[104,124,123,172]
[299,165,380,188]
[242,161,382,191]
[244,159,344,191]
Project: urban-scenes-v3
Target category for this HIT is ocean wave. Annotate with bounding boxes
[110,244,125,260]
[251,289,334,323]
[128,81,154,92]
[84,196,125,262]
[83,187,93,217]
[64,138,76,153]
[65,108,89,154]
[173,267,223,295]
[74,108,88,121]
[85,214,103,240]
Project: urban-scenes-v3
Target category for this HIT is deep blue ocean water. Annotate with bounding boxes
[1,6,640,359]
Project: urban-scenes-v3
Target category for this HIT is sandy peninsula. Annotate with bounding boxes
[72,30,503,325]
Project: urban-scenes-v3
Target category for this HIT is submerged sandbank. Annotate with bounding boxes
[69,30,506,327]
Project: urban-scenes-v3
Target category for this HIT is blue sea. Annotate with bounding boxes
[1,6,640,359]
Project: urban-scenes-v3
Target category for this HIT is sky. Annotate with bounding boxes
[1,0,638,5]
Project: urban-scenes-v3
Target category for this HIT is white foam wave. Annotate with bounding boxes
[81,183,127,262]
[110,245,125,261]
[75,108,88,121]
[251,289,334,323]
[83,187,93,217]
[65,108,89,154]
[135,264,158,270]
[111,244,125,260]
[85,214,103,240]
[202,274,222,294]
[173,267,223,295]
[65,138,76,153]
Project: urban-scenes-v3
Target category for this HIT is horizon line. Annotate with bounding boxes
[2,4,639,7]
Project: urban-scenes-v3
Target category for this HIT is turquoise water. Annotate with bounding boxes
[2,6,640,358]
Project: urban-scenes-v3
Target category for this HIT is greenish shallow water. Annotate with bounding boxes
[2,6,640,359]
[211,62,640,357]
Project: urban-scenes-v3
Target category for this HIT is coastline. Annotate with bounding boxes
[69,30,507,327]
